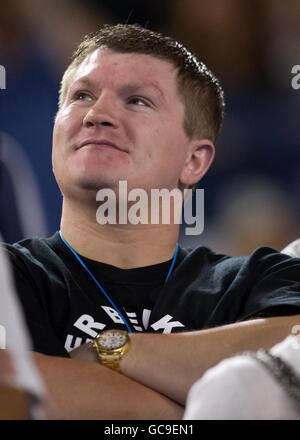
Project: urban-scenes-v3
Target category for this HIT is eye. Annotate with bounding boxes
[128,96,150,107]
[73,91,93,102]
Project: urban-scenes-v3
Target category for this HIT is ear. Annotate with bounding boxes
[179,139,215,186]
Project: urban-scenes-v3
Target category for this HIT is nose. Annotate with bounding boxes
[82,92,120,129]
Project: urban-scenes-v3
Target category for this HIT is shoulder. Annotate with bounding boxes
[178,244,300,278]
[3,232,63,276]
[177,245,240,274]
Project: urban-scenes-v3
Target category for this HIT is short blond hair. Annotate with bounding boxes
[58,24,224,143]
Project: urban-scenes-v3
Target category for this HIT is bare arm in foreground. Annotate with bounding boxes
[72,314,300,405]
[32,353,183,420]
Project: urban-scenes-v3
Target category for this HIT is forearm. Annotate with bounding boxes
[121,314,300,405]
[32,352,183,420]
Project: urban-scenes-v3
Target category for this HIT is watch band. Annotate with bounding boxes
[92,347,124,371]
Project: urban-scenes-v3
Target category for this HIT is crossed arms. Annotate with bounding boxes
[32,313,300,419]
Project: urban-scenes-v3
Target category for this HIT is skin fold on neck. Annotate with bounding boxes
[60,197,180,269]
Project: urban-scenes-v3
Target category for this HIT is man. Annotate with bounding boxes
[4,24,300,419]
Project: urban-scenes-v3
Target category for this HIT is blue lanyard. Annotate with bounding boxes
[59,231,179,333]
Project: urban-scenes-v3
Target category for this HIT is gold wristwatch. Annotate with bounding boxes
[92,329,130,372]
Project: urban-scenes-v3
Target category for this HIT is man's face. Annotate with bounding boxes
[52,49,193,199]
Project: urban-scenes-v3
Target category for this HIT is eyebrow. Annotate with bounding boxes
[71,77,94,88]
[70,77,166,104]
[120,82,166,103]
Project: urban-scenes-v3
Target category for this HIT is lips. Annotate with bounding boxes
[77,139,126,152]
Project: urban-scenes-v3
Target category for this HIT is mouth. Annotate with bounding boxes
[76,139,126,153]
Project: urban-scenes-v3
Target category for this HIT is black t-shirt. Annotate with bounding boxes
[4,232,300,357]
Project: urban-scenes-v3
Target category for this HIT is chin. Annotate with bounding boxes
[76,176,117,191]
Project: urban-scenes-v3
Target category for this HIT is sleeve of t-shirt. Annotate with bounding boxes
[239,247,300,320]
[3,245,70,358]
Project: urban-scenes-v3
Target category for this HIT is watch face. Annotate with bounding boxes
[99,331,127,350]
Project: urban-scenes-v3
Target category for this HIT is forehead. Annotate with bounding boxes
[70,49,179,95]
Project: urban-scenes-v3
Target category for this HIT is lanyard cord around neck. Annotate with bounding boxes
[59,231,179,333]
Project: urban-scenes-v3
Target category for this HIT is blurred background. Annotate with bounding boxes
[0,0,300,255]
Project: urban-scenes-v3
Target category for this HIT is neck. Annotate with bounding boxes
[60,198,179,269]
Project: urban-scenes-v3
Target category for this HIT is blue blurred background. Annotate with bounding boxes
[1,0,300,255]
